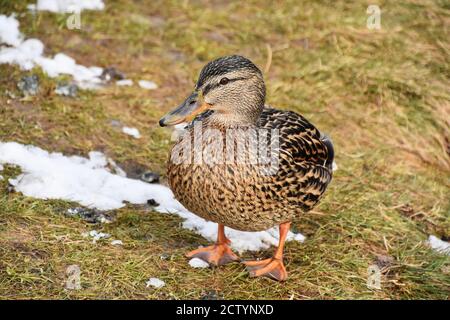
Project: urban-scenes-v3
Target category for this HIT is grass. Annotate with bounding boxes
[0,0,449,299]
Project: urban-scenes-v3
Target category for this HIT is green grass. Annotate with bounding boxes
[0,0,449,299]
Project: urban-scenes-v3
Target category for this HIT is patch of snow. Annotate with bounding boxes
[0,141,306,252]
[0,15,23,46]
[332,161,338,171]
[0,15,104,89]
[427,235,450,256]
[0,175,3,181]
[184,217,305,252]
[138,80,158,90]
[82,230,110,243]
[111,240,123,246]
[29,0,105,13]
[292,232,306,242]
[146,277,165,288]
[39,53,104,89]
[122,127,141,139]
[0,164,3,171]
[107,158,126,177]
[116,79,133,86]
[0,38,44,70]
[188,258,209,269]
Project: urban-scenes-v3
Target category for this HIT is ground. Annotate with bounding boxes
[0,0,449,299]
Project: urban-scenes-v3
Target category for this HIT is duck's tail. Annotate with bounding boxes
[320,133,334,172]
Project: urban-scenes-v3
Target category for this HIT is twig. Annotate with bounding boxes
[264,44,272,74]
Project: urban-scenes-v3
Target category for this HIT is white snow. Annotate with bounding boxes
[427,235,450,256]
[116,79,133,86]
[122,127,141,139]
[107,157,126,177]
[0,15,103,89]
[0,15,155,90]
[0,38,44,70]
[0,15,23,46]
[111,240,123,246]
[146,277,165,288]
[0,141,306,252]
[188,258,209,269]
[138,80,158,90]
[332,161,338,171]
[82,230,110,243]
[28,0,105,13]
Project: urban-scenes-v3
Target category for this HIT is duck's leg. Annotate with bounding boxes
[186,224,239,266]
[243,222,291,281]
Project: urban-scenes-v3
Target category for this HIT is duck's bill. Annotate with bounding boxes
[159,91,210,127]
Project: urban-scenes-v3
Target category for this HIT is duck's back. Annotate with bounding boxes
[167,107,334,231]
[258,107,334,212]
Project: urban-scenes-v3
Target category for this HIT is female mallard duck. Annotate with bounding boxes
[159,55,334,281]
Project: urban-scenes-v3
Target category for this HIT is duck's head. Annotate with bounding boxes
[159,55,265,127]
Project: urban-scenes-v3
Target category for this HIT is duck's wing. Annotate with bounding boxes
[258,107,334,211]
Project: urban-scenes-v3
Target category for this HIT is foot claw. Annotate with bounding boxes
[186,243,239,266]
[243,258,287,281]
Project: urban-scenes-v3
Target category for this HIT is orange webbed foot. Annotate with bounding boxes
[243,258,287,281]
[186,242,239,266]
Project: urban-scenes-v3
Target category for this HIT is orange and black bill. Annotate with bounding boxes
[159,91,209,127]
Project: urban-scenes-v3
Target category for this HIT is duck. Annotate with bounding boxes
[159,55,334,281]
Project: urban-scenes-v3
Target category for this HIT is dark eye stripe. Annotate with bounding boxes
[226,77,246,84]
[202,77,246,95]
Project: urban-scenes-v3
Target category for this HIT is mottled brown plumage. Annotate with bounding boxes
[167,107,333,231]
[160,55,334,281]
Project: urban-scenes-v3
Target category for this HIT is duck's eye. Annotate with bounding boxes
[219,77,229,85]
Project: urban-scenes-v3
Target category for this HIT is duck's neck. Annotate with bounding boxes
[204,99,265,128]
[205,111,260,128]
